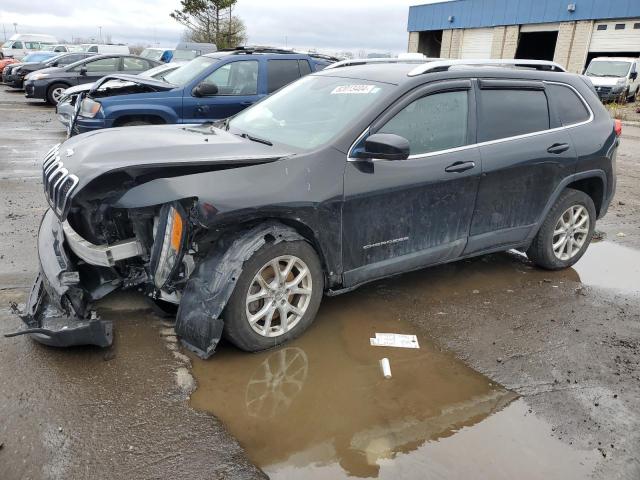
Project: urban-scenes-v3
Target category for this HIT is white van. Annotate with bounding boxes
[585,57,640,103]
[1,33,58,60]
[80,44,130,54]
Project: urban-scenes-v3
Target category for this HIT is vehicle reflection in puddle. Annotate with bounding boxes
[189,251,599,479]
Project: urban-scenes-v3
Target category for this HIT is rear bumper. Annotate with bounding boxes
[7,209,113,348]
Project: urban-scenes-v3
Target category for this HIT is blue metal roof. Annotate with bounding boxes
[408,0,640,31]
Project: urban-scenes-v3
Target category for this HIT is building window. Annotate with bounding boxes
[596,24,607,31]
[615,23,625,30]
[634,23,640,29]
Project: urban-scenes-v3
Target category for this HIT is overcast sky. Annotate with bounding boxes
[0,0,446,54]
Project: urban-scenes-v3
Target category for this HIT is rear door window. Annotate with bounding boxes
[267,59,302,93]
[546,83,590,126]
[478,89,550,142]
[202,60,258,95]
[122,57,149,71]
[81,57,119,72]
[378,90,469,155]
[298,60,312,76]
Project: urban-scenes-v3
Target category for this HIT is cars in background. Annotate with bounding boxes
[42,44,84,53]
[2,52,59,84]
[80,44,130,54]
[71,49,335,133]
[585,57,640,103]
[172,42,217,62]
[0,57,20,76]
[23,54,162,104]
[3,52,95,89]
[141,48,174,63]
[1,34,58,60]
[56,62,186,129]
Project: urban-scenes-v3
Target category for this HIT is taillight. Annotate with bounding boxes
[614,119,622,137]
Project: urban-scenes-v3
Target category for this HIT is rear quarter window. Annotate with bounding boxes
[546,83,590,126]
[267,59,302,93]
[478,89,550,142]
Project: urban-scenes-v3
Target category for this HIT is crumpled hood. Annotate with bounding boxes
[57,124,294,191]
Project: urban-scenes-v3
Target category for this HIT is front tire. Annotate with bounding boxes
[46,83,68,105]
[223,240,324,352]
[527,188,596,270]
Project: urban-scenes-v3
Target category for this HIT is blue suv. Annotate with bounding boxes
[72,49,337,134]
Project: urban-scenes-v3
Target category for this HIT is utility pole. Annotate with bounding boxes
[13,22,18,33]
[98,26,102,43]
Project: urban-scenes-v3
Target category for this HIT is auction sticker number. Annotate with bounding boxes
[331,84,376,95]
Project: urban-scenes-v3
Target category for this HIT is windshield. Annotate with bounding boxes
[141,49,164,61]
[229,75,392,150]
[2,41,12,48]
[23,53,55,62]
[172,49,198,61]
[586,61,631,77]
[163,56,215,85]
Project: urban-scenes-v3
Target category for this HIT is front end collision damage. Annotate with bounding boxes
[6,210,115,348]
[176,222,304,359]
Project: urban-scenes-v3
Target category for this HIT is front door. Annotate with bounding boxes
[182,59,262,123]
[76,56,120,85]
[342,80,481,287]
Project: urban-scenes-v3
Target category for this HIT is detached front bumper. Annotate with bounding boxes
[7,209,113,348]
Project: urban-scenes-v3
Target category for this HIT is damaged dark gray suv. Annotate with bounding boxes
[10,59,619,358]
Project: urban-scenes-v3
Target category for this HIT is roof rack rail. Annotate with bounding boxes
[408,59,566,76]
[307,52,341,62]
[324,57,443,70]
[220,46,298,55]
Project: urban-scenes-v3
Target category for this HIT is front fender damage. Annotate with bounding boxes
[176,222,304,359]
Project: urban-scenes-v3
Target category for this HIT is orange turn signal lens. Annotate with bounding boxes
[170,209,183,251]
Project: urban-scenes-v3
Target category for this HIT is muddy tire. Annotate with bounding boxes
[46,83,68,105]
[223,240,324,352]
[527,188,596,270]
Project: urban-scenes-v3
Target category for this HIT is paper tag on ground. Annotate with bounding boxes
[370,333,420,349]
[331,84,376,95]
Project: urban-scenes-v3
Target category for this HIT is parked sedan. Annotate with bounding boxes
[2,52,58,84]
[56,62,185,130]
[4,52,95,89]
[23,54,162,104]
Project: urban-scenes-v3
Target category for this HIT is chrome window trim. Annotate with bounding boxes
[347,81,594,162]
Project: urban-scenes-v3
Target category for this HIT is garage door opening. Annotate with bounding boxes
[418,30,443,58]
[516,31,558,61]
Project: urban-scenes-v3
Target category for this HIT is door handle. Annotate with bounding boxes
[241,101,254,106]
[547,143,570,154]
[445,161,476,173]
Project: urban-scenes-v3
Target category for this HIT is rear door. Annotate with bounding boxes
[266,59,306,93]
[121,56,154,75]
[465,80,578,254]
[342,80,481,286]
[181,59,261,123]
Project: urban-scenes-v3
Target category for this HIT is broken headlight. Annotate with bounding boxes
[79,98,102,118]
[149,203,188,289]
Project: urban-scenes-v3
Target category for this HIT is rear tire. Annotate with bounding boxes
[223,240,324,352]
[527,188,596,270]
[46,83,68,105]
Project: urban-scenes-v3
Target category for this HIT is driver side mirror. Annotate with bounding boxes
[359,133,410,161]
[192,82,218,97]
[79,66,87,76]
[631,71,638,80]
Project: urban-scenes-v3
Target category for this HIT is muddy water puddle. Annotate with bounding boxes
[571,241,640,293]
[190,277,599,478]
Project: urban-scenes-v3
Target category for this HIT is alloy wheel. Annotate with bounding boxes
[51,87,65,104]
[245,255,313,337]
[552,205,590,261]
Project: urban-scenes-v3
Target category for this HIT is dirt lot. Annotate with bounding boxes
[1,86,639,479]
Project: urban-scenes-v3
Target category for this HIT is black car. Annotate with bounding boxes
[10,59,618,359]
[23,54,162,105]
[3,52,96,89]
